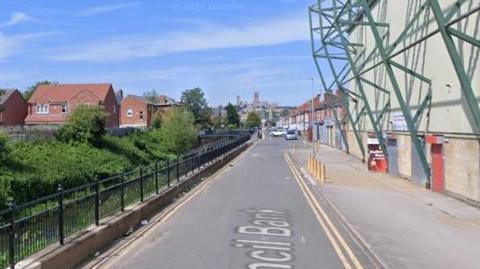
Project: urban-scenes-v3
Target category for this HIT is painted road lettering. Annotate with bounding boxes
[234,208,294,268]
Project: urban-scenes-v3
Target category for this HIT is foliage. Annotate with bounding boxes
[160,108,197,155]
[180,87,212,128]
[226,103,240,127]
[23,81,55,101]
[151,111,163,129]
[0,129,175,205]
[57,105,106,144]
[245,111,262,128]
[0,132,10,163]
[143,89,161,103]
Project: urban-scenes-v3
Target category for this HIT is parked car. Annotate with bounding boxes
[270,128,287,137]
[285,130,298,140]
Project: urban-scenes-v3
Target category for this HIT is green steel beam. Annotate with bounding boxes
[359,0,431,185]
[413,92,432,129]
[309,5,365,159]
[447,27,480,47]
[428,0,480,133]
[353,105,366,126]
[358,77,390,94]
[389,60,432,84]
[328,0,390,162]
[309,7,351,154]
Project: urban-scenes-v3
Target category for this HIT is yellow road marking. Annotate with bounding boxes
[284,152,364,269]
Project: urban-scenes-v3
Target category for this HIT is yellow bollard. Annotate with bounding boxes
[315,160,320,180]
[316,160,322,180]
[320,164,326,183]
[308,155,312,172]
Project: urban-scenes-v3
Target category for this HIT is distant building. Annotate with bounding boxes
[119,95,177,128]
[25,83,119,127]
[253,92,260,105]
[0,89,28,126]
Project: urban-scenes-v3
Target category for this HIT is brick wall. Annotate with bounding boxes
[120,96,149,128]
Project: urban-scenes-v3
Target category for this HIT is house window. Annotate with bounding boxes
[36,104,49,115]
[126,108,133,117]
[113,106,117,114]
[139,111,144,121]
[61,104,68,113]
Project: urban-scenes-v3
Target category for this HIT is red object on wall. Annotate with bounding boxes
[431,144,444,193]
[367,135,387,173]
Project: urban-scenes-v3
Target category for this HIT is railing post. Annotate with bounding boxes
[139,167,144,202]
[176,156,180,183]
[8,201,16,269]
[94,176,100,226]
[57,184,64,245]
[167,160,171,187]
[120,170,125,212]
[155,161,159,194]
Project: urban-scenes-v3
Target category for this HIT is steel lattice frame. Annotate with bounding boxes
[309,0,480,186]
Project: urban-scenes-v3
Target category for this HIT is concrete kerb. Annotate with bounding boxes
[19,141,252,269]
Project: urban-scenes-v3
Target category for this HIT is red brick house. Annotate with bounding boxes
[25,83,119,127]
[0,89,28,126]
[120,95,176,128]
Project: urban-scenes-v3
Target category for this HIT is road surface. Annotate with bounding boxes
[91,139,375,269]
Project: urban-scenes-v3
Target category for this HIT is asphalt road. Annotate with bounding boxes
[95,139,369,269]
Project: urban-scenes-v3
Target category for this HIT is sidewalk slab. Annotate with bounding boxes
[291,143,480,269]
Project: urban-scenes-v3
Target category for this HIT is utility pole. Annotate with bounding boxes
[310,77,316,155]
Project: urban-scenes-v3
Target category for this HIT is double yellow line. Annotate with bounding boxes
[284,152,363,269]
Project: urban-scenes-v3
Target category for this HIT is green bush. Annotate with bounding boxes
[57,105,106,144]
[0,132,10,163]
[160,108,197,155]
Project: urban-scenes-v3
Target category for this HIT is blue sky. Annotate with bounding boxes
[0,0,320,106]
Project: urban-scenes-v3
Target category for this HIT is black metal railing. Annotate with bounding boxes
[0,135,250,269]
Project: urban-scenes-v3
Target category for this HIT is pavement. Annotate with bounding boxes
[86,138,378,269]
[293,140,480,269]
[83,138,480,269]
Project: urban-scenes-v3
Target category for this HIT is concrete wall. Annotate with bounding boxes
[397,133,412,179]
[348,0,480,134]
[345,130,365,161]
[444,138,480,204]
[335,0,480,204]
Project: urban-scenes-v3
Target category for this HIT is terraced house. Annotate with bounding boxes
[25,83,119,127]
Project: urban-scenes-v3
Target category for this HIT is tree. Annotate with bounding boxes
[0,132,10,163]
[226,103,240,127]
[245,111,261,128]
[160,108,197,155]
[151,110,163,129]
[57,105,106,144]
[180,87,211,128]
[23,81,55,101]
[143,89,160,103]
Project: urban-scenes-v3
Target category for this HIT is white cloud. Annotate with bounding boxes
[0,31,58,60]
[0,33,17,59]
[2,12,34,27]
[80,2,141,16]
[51,13,310,62]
